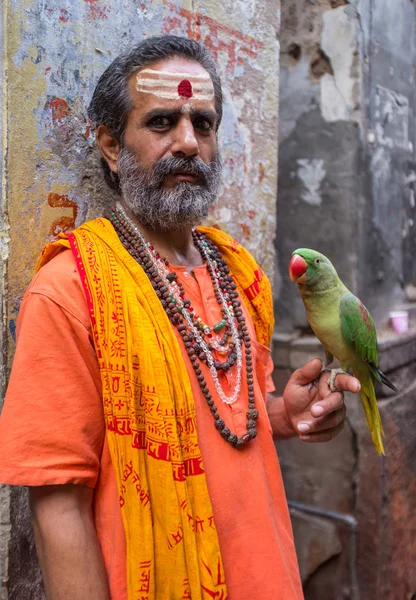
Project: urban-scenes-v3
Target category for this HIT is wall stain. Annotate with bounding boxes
[84,0,111,21]
[48,193,78,236]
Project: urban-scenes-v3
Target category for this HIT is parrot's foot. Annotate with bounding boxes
[308,363,332,391]
[327,368,349,392]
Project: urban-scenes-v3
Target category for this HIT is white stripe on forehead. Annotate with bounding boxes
[136,88,214,101]
[136,70,215,102]
[137,79,213,90]
[139,68,211,80]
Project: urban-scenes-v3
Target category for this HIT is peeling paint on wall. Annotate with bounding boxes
[320,5,360,123]
[279,57,319,143]
[1,1,11,596]
[5,0,280,314]
[297,158,326,206]
[374,85,411,151]
[2,1,280,594]
[278,0,416,332]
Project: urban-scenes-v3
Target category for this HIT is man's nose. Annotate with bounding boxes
[171,118,199,158]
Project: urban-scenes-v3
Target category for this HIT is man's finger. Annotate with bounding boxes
[310,392,344,418]
[290,358,323,387]
[329,373,361,394]
[299,421,345,443]
[298,405,346,434]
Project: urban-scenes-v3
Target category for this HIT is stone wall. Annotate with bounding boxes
[276,1,416,598]
[273,329,416,600]
[362,0,416,321]
[0,1,280,596]
[276,0,416,331]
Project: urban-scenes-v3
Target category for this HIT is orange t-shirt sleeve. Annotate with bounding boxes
[0,252,104,488]
[266,355,275,394]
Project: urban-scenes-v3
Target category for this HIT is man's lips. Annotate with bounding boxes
[165,172,203,184]
[171,173,197,182]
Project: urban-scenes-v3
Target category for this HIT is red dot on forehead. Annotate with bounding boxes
[178,79,193,98]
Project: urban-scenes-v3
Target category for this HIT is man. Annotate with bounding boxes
[0,36,359,599]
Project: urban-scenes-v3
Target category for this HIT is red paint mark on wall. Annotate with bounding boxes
[82,123,92,140]
[59,8,69,22]
[240,223,251,238]
[247,210,256,220]
[48,193,78,237]
[162,1,263,75]
[47,97,69,123]
[84,0,110,20]
[259,162,265,183]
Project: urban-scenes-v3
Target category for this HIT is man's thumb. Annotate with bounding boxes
[291,358,323,386]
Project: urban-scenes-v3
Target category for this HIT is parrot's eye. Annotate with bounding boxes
[314,258,320,265]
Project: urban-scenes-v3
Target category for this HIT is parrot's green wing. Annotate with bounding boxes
[339,293,379,367]
[339,293,388,454]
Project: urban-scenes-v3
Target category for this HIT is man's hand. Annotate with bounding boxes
[281,358,360,443]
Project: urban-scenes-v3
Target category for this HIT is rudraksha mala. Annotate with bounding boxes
[106,202,259,448]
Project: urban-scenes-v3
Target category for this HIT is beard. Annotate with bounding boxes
[117,146,222,232]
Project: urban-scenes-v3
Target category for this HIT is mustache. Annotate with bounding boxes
[150,156,220,186]
[117,147,222,231]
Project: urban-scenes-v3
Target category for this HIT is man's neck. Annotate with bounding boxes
[120,200,204,270]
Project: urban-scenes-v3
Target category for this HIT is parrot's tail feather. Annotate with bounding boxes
[359,376,385,455]
[370,364,397,393]
[378,369,397,393]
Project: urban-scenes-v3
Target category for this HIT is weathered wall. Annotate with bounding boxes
[276,0,364,332]
[276,1,416,598]
[0,1,280,596]
[276,0,416,332]
[273,331,416,600]
[1,6,12,599]
[361,0,416,320]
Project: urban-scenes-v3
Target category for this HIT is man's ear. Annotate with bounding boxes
[96,125,121,173]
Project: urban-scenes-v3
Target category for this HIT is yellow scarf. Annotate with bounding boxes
[37,218,274,600]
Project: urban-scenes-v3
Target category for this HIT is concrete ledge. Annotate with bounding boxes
[273,328,416,374]
[377,329,416,372]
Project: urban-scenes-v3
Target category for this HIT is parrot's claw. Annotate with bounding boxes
[327,368,349,392]
[308,364,338,391]
[308,379,319,391]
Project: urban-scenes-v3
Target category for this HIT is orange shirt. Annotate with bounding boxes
[0,249,303,600]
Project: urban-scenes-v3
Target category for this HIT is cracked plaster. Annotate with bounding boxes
[1,0,281,596]
[320,5,360,123]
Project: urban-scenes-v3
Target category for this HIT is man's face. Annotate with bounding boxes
[114,57,222,231]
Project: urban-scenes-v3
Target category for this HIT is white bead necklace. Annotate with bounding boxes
[115,202,243,405]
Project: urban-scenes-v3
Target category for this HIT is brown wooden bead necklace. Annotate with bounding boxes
[106,203,259,447]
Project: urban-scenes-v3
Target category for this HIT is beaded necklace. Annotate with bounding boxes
[106,202,259,447]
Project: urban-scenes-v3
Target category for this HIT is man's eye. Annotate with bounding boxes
[194,118,212,133]
[149,116,171,128]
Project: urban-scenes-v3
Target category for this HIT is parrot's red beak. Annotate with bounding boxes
[289,254,308,283]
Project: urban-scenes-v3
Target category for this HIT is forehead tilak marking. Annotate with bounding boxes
[135,79,213,90]
[139,68,211,80]
[181,103,193,115]
[177,79,193,98]
[136,68,214,101]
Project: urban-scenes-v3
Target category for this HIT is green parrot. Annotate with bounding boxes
[288,248,397,455]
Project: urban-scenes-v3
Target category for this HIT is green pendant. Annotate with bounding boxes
[213,319,226,332]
